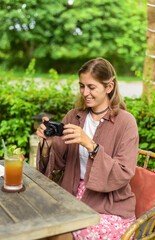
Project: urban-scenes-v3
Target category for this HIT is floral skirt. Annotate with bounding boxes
[72,180,135,240]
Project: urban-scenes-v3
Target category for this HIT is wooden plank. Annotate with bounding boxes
[0,161,100,240]
[0,206,13,225]
[0,212,99,240]
[23,162,99,214]
[0,193,40,223]
[19,175,66,217]
[2,161,96,216]
[0,177,41,222]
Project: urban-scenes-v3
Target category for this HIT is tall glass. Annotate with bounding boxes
[4,153,23,191]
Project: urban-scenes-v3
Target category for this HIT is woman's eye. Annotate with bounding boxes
[79,84,95,90]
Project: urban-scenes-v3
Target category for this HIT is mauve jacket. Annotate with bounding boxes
[36,108,139,219]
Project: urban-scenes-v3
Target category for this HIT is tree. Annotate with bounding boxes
[0,0,147,74]
[143,0,155,100]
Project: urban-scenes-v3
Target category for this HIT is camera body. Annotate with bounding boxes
[44,121,64,137]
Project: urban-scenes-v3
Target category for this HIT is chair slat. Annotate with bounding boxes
[141,219,153,237]
[138,149,155,169]
[133,226,141,239]
[148,219,155,234]
[138,232,155,240]
[138,149,155,158]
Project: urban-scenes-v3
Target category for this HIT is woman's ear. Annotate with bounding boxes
[106,81,114,94]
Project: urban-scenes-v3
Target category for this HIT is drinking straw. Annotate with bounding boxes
[2,139,7,154]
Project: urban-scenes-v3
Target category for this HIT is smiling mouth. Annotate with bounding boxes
[85,98,94,103]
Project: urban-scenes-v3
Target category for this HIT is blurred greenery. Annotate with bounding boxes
[0,67,141,82]
[0,0,154,170]
[124,93,155,170]
[125,97,155,148]
[0,0,147,75]
[0,63,154,170]
[0,67,75,162]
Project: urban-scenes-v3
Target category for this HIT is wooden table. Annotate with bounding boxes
[0,161,100,240]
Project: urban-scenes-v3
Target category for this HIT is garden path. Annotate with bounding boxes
[35,78,143,98]
[118,81,143,98]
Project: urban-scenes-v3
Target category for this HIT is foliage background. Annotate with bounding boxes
[0,0,146,75]
[0,1,154,170]
[0,66,154,170]
[0,67,75,160]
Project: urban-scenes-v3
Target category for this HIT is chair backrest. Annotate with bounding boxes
[130,149,155,218]
[122,149,155,239]
[138,148,155,170]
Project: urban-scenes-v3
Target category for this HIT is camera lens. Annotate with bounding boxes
[44,125,57,137]
[43,120,63,137]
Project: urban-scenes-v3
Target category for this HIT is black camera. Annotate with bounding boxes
[44,121,64,137]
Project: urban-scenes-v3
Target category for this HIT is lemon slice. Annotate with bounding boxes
[9,145,17,151]
[13,148,22,155]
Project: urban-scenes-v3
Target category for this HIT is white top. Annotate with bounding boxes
[79,112,100,179]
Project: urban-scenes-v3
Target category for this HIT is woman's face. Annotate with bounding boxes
[79,72,112,111]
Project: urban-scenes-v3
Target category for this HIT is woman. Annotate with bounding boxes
[36,57,139,240]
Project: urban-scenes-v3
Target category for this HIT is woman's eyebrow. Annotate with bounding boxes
[79,82,95,86]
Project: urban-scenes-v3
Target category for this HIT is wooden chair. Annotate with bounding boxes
[122,149,155,239]
[121,207,155,240]
[138,149,155,170]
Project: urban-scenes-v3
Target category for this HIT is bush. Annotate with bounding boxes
[0,69,75,160]
[124,90,155,170]
[0,68,154,170]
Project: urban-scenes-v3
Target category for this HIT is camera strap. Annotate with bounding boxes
[40,138,50,171]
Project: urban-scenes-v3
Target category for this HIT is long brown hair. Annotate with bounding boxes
[75,57,126,118]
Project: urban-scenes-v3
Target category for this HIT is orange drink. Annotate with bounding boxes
[4,154,23,190]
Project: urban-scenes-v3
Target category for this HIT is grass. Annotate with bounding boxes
[118,75,141,82]
[0,69,142,82]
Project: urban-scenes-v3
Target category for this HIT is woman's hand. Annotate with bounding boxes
[62,123,95,152]
[36,117,53,148]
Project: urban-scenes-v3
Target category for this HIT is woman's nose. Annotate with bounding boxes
[83,87,90,96]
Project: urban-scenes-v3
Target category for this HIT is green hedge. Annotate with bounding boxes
[0,70,75,161]
[124,91,155,170]
[0,71,154,170]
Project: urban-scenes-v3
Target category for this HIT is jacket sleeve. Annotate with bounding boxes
[36,109,75,177]
[86,114,139,193]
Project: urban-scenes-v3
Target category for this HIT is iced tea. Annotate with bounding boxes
[4,154,23,190]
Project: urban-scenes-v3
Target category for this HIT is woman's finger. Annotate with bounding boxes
[36,128,45,139]
[42,116,49,123]
[63,123,80,135]
[63,123,77,129]
[63,128,76,135]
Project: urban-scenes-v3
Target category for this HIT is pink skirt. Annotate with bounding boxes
[72,180,135,240]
